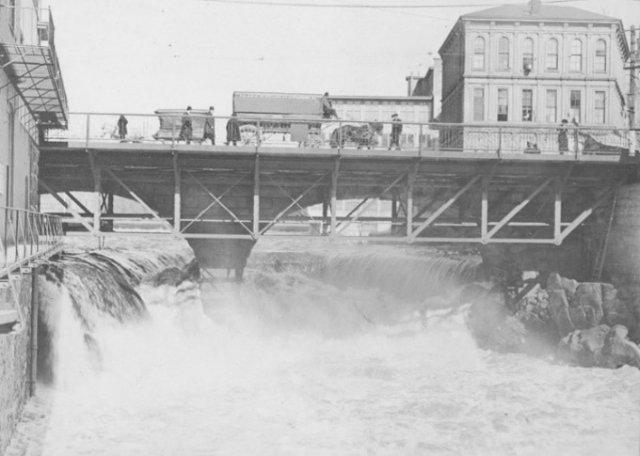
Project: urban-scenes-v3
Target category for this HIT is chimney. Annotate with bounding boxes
[529,0,541,15]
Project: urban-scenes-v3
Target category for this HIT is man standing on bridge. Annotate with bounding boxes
[389,113,402,151]
[204,106,216,145]
[226,112,241,146]
[179,106,193,144]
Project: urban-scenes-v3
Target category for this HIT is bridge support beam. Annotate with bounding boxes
[330,158,339,237]
[173,152,181,234]
[406,167,416,238]
[253,155,260,236]
[88,153,101,236]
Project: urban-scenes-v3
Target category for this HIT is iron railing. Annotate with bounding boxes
[0,207,63,278]
[44,112,639,157]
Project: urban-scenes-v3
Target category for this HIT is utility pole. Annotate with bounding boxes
[630,26,638,129]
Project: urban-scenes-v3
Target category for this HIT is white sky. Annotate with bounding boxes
[44,0,640,115]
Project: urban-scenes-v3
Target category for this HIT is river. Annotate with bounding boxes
[17,240,640,455]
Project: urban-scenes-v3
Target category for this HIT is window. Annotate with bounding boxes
[595,39,607,73]
[473,37,486,70]
[570,39,582,72]
[523,38,534,72]
[498,37,510,70]
[570,90,581,123]
[595,91,606,124]
[473,88,484,121]
[522,90,533,121]
[497,89,508,122]
[545,90,557,123]
[546,38,558,70]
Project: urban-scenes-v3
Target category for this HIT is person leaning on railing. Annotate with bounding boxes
[557,118,569,154]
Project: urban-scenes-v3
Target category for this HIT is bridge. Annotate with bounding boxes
[38,112,640,279]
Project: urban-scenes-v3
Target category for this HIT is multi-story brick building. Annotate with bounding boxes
[437,0,630,152]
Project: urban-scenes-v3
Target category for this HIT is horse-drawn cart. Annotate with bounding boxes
[153,108,212,143]
[232,92,328,147]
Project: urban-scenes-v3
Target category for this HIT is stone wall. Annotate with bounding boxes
[0,272,34,456]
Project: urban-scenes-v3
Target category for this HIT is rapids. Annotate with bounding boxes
[10,240,640,455]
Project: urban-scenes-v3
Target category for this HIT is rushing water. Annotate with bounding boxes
[19,241,640,455]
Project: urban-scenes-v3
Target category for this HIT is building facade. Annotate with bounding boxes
[1,0,67,210]
[438,0,629,146]
[0,1,67,453]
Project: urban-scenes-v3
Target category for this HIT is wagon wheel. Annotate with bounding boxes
[304,130,323,148]
[240,125,259,145]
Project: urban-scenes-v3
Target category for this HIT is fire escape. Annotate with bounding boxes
[0,6,68,129]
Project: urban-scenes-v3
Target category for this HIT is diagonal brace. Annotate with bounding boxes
[560,188,615,243]
[337,169,411,234]
[39,179,94,232]
[260,173,328,236]
[409,176,481,242]
[187,172,255,237]
[104,169,165,222]
[180,173,250,233]
[486,178,552,239]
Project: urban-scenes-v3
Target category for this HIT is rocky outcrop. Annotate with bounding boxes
[546,273,637,340]
[558,324,640,369]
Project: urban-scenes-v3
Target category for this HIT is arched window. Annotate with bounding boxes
[546,38,558,70]
[595,39,607,73]
[473,36,486,70]
[498,37,510,70]
[570,39,582,72]
[523,37,534,72]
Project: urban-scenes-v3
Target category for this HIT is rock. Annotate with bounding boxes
[572,283,604,329]
[601,325,640,369]
[557,324,640,369]
[601,284,637,330]
[548,288,574,337]
[557,324,610,367]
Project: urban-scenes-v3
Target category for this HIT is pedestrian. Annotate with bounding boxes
[117,115,128,141]
[203,106,216,145]
[226,112,241,146]
[179,106,193,144]
[389,113,402,150]
[557,118,569,153]
[321,92,338,119]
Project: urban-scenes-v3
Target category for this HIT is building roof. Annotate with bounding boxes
[461,3,618,23]
[440,1,629,59]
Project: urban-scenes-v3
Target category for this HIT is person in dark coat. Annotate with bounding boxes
[321,92,338,119]
[179,106,193,144]
[389,113,402,150]
[117,115,128,140]
[226,112,241,146]
[203,106,216,145]
[557,118,569,153]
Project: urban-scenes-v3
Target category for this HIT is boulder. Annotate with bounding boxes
[557,324,609,367]
[572,283,604,329]
[557,324,640,369]
[601,325,640,369]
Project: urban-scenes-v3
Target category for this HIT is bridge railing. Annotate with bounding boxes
[44,112,639,157]
[0,208,64,278]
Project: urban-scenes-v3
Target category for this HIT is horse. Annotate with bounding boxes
[329,122,384,149]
